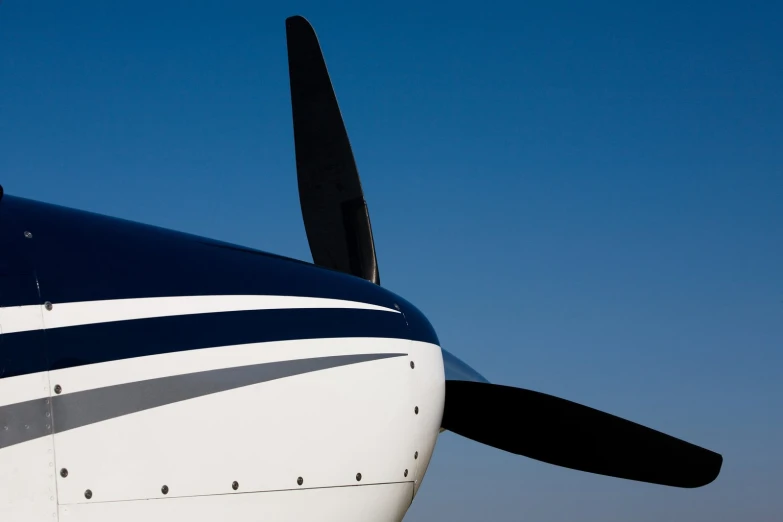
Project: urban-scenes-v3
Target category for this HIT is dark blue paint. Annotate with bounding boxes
[0,194,440,379]
[40,308,412,374]
[394,293,440,348]
[0,272,47,379]
[0,195,398,308]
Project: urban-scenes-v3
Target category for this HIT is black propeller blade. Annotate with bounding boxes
[285,15,380,285]
[442,380,723,488]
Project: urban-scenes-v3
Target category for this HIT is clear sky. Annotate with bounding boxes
[1,1,781,520]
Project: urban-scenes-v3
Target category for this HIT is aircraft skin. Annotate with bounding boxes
[0,194,455,522]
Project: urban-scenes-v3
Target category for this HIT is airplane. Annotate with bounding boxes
[0,14,722,522]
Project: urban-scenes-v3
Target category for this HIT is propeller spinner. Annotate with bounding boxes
[285,14,722,489]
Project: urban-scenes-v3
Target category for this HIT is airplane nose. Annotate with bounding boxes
[391,294,440,348]
[389,294,445,498]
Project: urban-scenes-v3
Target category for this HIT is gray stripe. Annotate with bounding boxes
[0,397,52,447]
[0,353,405,450]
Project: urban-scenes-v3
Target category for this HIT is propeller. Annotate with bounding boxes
[286,15,380,285]
[284,15,722,489]
[442,379,722,488]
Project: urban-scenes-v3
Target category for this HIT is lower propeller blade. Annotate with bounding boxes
[442,380,722,488]
[285,15,380,285]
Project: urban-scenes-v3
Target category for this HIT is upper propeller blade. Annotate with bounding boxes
[442,380,722,488]
[285,15,380,285]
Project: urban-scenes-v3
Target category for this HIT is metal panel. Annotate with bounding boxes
[0,274,58,522]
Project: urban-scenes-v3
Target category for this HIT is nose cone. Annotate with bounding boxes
[441,348,489,384]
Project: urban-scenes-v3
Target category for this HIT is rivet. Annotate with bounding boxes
[60,468,68,478]
[54,385,62,394]
[24,231,32,239]
[44,301,53,311]
[161,485,168,495]
[232,481,239,491]
[24,424,29,430]
[297,477,303,486]
[46,412,50,417]
[404,469,409,477]
[84,489,92,499]
[415,451,419,459]
[356,473,362,482]
[410,361,415,369]
[414,406,419,414]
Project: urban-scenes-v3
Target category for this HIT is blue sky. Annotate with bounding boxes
[1,1,781,520]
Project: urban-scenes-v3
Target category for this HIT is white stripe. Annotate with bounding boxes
[0,295,399,334]
[0,371,50,407]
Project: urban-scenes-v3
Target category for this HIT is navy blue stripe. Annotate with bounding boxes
[0,308,430,378]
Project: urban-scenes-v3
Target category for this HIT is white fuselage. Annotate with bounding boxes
[0,296,446,522]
